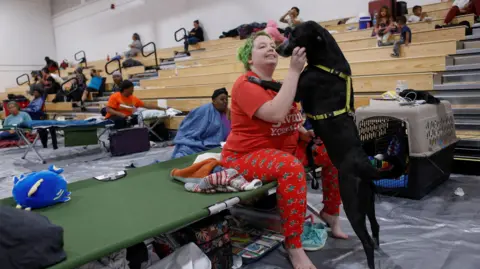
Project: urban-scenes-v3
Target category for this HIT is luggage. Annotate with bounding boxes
[369,0,397,20]
[396,1,408,17]
[109,127,150,156]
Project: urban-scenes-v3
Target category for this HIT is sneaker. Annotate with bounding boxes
[301,222,328,251]
[391,53,399,58]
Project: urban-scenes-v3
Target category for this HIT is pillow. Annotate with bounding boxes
[140,109,166,119]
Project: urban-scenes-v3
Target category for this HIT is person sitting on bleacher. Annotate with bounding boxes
[125,33,142,58]
[171,88,231,159]
[105,80,160,129]
[444,0,479,24]
[408,5,430,22]
[80,69,105,111]
[0,102,31,140]
[111,71,123,92]
[280,6,303,38]
[221,32,348,269]
[391,16,412,58]
[188,20,205,45]
[22,88,58,149]
[44,57,59,73]
[41,67,64,95]
[375,6,395,46]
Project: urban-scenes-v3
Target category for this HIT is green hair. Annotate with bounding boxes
[237,31,272,71]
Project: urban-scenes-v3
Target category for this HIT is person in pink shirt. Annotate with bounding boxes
[264,20,286,45]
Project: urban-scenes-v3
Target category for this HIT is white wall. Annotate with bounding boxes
[52,0,446,63]
[0,0,56,92]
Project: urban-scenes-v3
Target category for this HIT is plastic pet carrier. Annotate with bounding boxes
[355,99,458,199]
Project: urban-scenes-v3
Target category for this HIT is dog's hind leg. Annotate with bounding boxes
[339,173,376,269]
[365,182,380,249]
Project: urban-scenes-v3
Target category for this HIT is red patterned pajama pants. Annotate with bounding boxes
[221,141,341,249]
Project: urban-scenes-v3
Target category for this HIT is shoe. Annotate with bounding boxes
[391,53,399,58]
[301,222,328,251]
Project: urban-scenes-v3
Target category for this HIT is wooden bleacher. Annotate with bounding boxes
[4,0,475,135]
[321,0,454,32]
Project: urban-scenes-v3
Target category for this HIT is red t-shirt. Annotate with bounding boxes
[222,71,303,155]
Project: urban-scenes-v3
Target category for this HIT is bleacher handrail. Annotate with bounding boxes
[75,50,87,68]
[105,58,122,76]
[142,41,159,69]
[16,73,31,87]
[175,28,188,42]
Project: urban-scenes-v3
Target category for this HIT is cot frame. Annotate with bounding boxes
[16,125,113,164]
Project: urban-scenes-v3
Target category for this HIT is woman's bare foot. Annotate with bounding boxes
[287,248,317,269]
[320,211,349,239]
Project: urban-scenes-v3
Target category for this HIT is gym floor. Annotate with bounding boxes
[0,139,478,269]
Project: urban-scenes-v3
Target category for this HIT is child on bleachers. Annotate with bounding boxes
[391,16,411,58]
[375,6,395,46]
[408,5,431,22]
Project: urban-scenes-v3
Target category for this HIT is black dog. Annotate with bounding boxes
[277,21,381,269]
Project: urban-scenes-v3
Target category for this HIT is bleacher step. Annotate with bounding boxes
[453,108,480,115]
[465,34,480,40]
[463,40,480,49]
[456,48,480,55]
[434,82,480,90]
[446,63,480,71]
[440,70,480,83]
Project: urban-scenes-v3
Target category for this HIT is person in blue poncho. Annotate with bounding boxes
[171,88,231,159]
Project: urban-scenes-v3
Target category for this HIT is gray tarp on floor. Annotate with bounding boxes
[1,139,479,269]
[243,174,480,269]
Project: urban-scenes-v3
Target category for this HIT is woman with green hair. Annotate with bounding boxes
[220,32,347,269]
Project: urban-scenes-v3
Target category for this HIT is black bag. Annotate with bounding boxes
[0,206,66,269]
[435,21,472,36]
[172,212,232,269]
[396,1,408,17]
[149,122,170,142]
[122,59,143,68]
[109,127,150,156]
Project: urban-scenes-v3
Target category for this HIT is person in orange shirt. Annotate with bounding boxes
[105,80,160,129]
[221,32,347,269]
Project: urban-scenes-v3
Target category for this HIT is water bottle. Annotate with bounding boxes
[396,80,408,94]
[373,12,378,27]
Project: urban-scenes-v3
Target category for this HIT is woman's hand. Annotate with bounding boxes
[289,47,306,73]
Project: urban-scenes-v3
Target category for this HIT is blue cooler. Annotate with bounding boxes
[359,16,371,30]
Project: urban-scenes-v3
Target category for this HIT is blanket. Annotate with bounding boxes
[171,158,220,179]
[171,103,228,159]
[18,118,113,129]
[173,168,262,193]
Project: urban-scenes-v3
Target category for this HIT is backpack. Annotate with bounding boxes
[396,1,408,17]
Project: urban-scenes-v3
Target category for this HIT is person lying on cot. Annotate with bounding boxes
[23,88,58,149]
[171,88,231,159]
[220,32,348,269]
[105,80,163,129]
[0,102,31,140]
